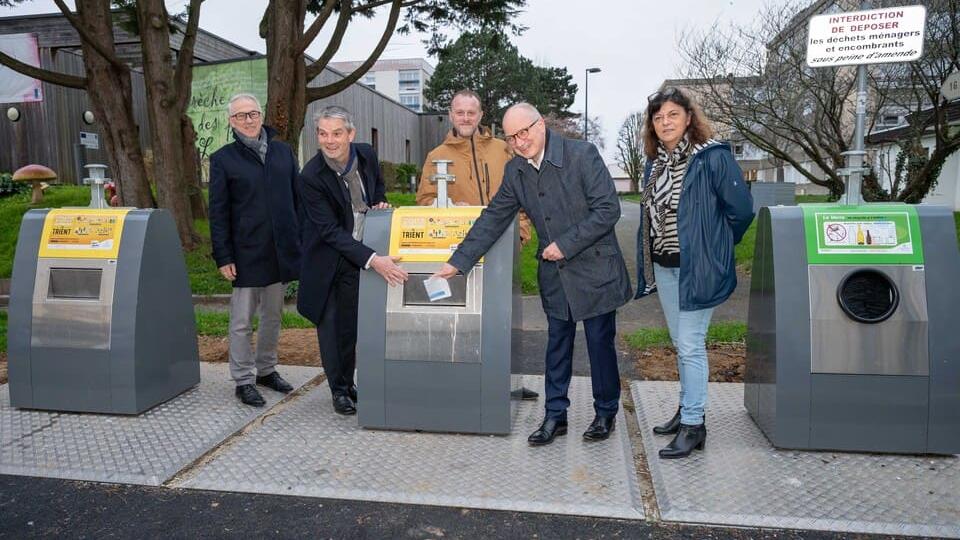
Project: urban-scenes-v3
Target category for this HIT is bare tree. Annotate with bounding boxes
[678,0,861,198]
[862,0,960,202]
[543,112,605,151]
[616,112,644,192]
[678,0,960,202]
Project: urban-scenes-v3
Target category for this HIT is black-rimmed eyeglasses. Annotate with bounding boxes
[505,117,541,145]
[230,111,262,122]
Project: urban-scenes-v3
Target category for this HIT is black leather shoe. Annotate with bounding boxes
[348,385,358,402]
[510,387,540,401]
[332,394,356,415]
[235,384,265,407]
[527,418,567,446]
[256,372,293,394]
[653,406,682,435]
[583,415,616,441]
[659,423,706,459]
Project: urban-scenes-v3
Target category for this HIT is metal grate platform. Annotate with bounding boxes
[632,381,960,538]
[0,363,319,486]
[177,375,643,519]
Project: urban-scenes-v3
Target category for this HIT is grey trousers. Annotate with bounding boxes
[229,282,285,386]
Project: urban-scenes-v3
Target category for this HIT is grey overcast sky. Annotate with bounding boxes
[2,0,769,160]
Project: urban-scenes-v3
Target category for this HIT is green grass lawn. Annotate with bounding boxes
[194,309,314,336]
[386,192,417,207]
[0,186,90,278]
[624,321,747,350]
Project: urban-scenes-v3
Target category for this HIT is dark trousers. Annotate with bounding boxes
[316,262,360,398]
[544,309,620,421]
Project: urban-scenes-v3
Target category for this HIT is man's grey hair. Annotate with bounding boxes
[504,102,541,122]
[228,93,262,114]
[314,105,355,131]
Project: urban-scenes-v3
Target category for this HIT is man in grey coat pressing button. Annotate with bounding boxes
[432,103,632,446]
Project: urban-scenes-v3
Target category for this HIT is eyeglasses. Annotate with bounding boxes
[652,110,685,125]
[504,117,541,145]
[647,87,681,103]
[230,110,262,122]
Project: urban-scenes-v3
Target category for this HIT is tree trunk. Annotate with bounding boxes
[182,115,207,219]
[264,0,308,152]
[76,0,154,208]
[137,0,198,249]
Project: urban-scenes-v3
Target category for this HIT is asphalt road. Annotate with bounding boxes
[0,475,907,540]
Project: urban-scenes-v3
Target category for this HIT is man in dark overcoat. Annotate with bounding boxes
[209,93,302,407]
[433,102,632,445]
[297,105,408,415]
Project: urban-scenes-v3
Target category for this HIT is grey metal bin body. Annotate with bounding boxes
[356,209,519,434]
[8,208,200,414]
[744,205,960,454]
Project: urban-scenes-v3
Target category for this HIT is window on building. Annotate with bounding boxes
[363,73,376,90]
[400,94,421,110]
[399,69,420,92]
[405,139,411,163]
[734,144,744,157]
[371,128,379,154]
[880,114,900,126]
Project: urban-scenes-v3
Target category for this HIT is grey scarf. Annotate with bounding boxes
[322,152,368,214]
[235,128,268,163]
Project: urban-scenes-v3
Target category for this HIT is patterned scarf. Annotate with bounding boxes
[641,135,715,238]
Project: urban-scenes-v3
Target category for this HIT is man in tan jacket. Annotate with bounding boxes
[418,89,531,243]
[420,90,537,401]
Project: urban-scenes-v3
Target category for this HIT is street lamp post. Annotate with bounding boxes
[584,67,601,140]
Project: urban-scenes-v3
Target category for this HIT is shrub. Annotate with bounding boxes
[395,163,419,193]
[380,161,420,193]
[0,172,28,199]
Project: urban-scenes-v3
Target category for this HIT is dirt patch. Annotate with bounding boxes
[198,328,320,366]
[0,330,320,385]
[633,343,745,383]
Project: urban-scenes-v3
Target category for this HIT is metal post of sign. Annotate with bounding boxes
[841,63,868,205]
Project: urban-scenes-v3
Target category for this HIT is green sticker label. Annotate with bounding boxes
[802,204,924,265]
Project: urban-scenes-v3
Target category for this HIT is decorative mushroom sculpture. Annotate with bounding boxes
[13,164,57,204]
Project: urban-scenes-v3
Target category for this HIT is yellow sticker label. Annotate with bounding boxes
[38,208,132,259]
[388,206,484,262]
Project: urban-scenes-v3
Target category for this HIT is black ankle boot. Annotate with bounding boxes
[653,406,681,435]
[658,423,706,459]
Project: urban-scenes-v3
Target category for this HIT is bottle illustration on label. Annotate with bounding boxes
[856,224,865,245]
[865,229,872,245]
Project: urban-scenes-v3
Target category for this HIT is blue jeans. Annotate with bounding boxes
[544,309,620,421]
[653,263,714,426]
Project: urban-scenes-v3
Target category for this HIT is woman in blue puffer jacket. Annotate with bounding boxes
[636,87,754,459]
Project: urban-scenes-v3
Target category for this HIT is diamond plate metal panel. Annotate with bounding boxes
[0,363,319,486]
[178,375,643,519]
[632,381,960,538]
